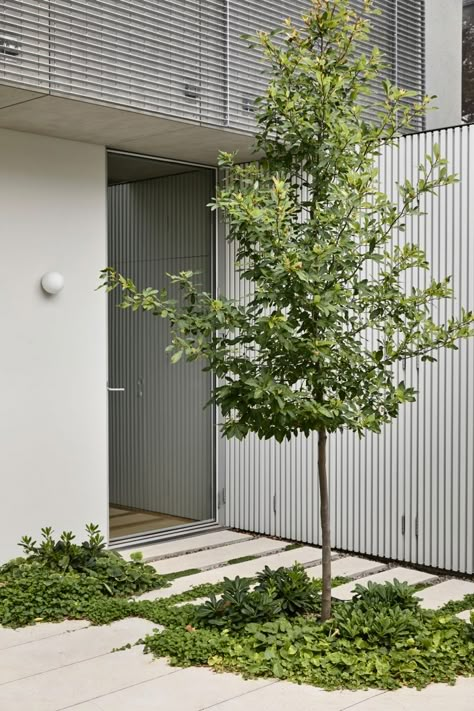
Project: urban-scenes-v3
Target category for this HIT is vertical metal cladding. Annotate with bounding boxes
[0,1,424,132]
[108,168,215,523]
[224,125,474,575]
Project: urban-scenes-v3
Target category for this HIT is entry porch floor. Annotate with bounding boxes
[109,504,193,539]
[1,529,473,710]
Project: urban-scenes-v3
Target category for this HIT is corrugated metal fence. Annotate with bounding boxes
[224,125,474,575]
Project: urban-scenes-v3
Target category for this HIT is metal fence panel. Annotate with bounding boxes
[224,125,474,575]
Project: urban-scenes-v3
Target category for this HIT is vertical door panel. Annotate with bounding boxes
[108,168,215,527]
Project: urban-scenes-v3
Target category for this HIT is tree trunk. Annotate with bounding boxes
[318,428,332,621]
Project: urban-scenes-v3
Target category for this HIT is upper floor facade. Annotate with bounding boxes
[0,1,463,163]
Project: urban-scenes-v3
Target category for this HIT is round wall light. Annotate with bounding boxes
[41,272,64,295]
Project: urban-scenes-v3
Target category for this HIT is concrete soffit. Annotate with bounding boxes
[0,84,257,164]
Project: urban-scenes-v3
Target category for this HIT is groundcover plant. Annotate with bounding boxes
[0,524,169,627]
[1,530,474,691]
[141,571,474,691]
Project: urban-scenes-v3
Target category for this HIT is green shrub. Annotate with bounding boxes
[195,565,321,630]
[351,579,421,611]
[255,564,320,616]
[332,604,424,646]
[0,525,168,627]
[19,524,108,573]
[195,576,282,630]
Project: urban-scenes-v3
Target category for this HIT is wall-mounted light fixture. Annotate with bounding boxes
[41,272,64,295]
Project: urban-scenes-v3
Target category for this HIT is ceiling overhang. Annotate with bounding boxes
[0,85,257,165]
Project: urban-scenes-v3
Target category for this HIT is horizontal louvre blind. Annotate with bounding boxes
[0,1,424,130]
[0,0,228,125]
[0,1,49,89]
[228,0,425,131]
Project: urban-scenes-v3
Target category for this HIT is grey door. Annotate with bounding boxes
[108,165,215,532]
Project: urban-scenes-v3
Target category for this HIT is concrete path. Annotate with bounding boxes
[332,565,436,601]
[1,531,473,710]
[416,579,474,609]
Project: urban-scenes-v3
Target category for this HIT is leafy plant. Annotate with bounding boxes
[351,579,421,611]
[19,524,107,573]
[332,604,424,646]
[0,526,169,626]
[195,576,282,630]
[439,592,474,616]
[100,0,474,621]
[194,565,324,630]
[255,564,320,616]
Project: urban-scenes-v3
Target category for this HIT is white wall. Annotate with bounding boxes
[425,0,463,130]
[0,128,108,562]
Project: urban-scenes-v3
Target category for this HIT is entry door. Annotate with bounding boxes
[108,167,215,529]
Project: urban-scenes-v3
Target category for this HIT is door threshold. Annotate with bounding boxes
[108,519,221,551]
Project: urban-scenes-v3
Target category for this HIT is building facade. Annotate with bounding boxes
[0,1,467,566]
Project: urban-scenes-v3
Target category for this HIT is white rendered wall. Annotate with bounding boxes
[0,128,107,562]
[425,0,463,130]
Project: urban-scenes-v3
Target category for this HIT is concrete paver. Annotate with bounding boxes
[203,680,383,710]
[121,530,252,562]
[305,555,386,581]
[332,566,435,601]
[64,666,275,711]
[0,619,89,650]
[0,647,174,711]
[137,545,323,600]
[456,609,473,622]
[348,677,474,711]
[416,580,474,610]
[0,617,158,684]
[152,537,288,574]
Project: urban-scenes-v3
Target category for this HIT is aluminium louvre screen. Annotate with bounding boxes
[227,0,425,132]
[1,1,424,131]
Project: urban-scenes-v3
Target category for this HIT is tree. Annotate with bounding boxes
[101,0,474,621]
[463,1,474,123]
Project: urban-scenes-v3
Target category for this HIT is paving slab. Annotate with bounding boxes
[0,619,90,651]
[0,617,158,684]
[137,546,323,600]
[332,566,435,601]
[152,537,288,574]
[416,579,474,610]
[206,680,384,711]
[0,646,175,711]
[348,677,474,711]
[305,556,387,581]
[456,609,473,622]
[64,666,274,711]
[121,530,253,562]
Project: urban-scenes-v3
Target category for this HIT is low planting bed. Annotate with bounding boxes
[1,526,473,692]
[141,568,474,691]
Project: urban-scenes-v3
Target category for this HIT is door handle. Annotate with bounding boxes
[107,386,125,392]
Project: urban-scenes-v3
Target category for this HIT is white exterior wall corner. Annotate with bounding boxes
[224,124,474,575]
[0,128,108,563]
[424,0,463,130]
